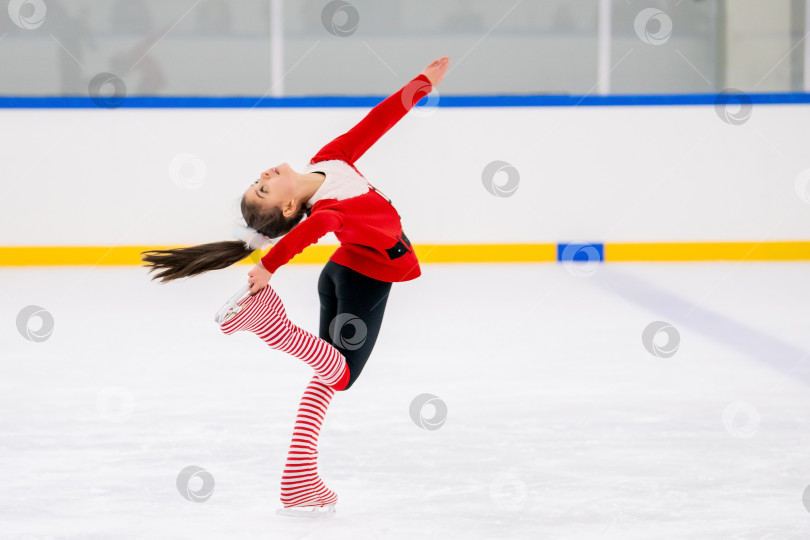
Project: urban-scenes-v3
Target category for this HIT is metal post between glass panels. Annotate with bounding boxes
[598,0,612,95]
[270,0,285,97]
[805,0,810,91]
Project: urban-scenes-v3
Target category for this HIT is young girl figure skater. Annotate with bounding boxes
[141,57,450,517]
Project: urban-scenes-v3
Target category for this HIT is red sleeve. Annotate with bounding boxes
[259,210,343,273]
[309,73,433,166]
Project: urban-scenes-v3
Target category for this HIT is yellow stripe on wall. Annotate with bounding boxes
[414,244,558,263]
[0,245,337,266]
[607,241,810,261]
[0,242,808,266]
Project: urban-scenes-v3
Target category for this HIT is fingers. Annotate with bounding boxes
[427,57,449,68]
[247,263,272,296]
[248,275,258,295]
[248,276,267,296]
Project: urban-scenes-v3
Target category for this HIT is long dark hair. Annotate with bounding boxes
[141,196,308,282]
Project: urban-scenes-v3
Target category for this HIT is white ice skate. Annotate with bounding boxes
[214,283,251,325]
[275,504,336,518]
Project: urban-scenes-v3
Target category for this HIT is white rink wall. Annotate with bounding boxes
[1,103,809,246]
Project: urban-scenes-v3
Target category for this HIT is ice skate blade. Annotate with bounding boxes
[214,284,252,325]
[216,305,243,325]
[276,504,336,518]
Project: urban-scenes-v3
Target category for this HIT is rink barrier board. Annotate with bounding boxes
[0,242,809,266]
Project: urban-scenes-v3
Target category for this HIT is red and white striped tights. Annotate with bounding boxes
[219,285,348,508]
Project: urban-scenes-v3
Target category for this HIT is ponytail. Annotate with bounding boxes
[141,240,255,282]
[141,193,308,283]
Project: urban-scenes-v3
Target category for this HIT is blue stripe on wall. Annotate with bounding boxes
[1,93,809,109]
[557,243,605,262]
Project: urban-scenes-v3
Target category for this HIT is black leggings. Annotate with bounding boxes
[317,260,393,390]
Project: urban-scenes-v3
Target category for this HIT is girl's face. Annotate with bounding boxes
[244,162,298,215]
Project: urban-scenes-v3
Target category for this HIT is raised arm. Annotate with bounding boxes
[310,57,451,166]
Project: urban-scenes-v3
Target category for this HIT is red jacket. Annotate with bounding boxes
[259,74,432,283]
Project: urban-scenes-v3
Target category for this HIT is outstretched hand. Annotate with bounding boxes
[421,56,450,88]
[248,262,273,295]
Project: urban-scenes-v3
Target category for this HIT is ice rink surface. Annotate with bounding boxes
[1,262,809,539]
